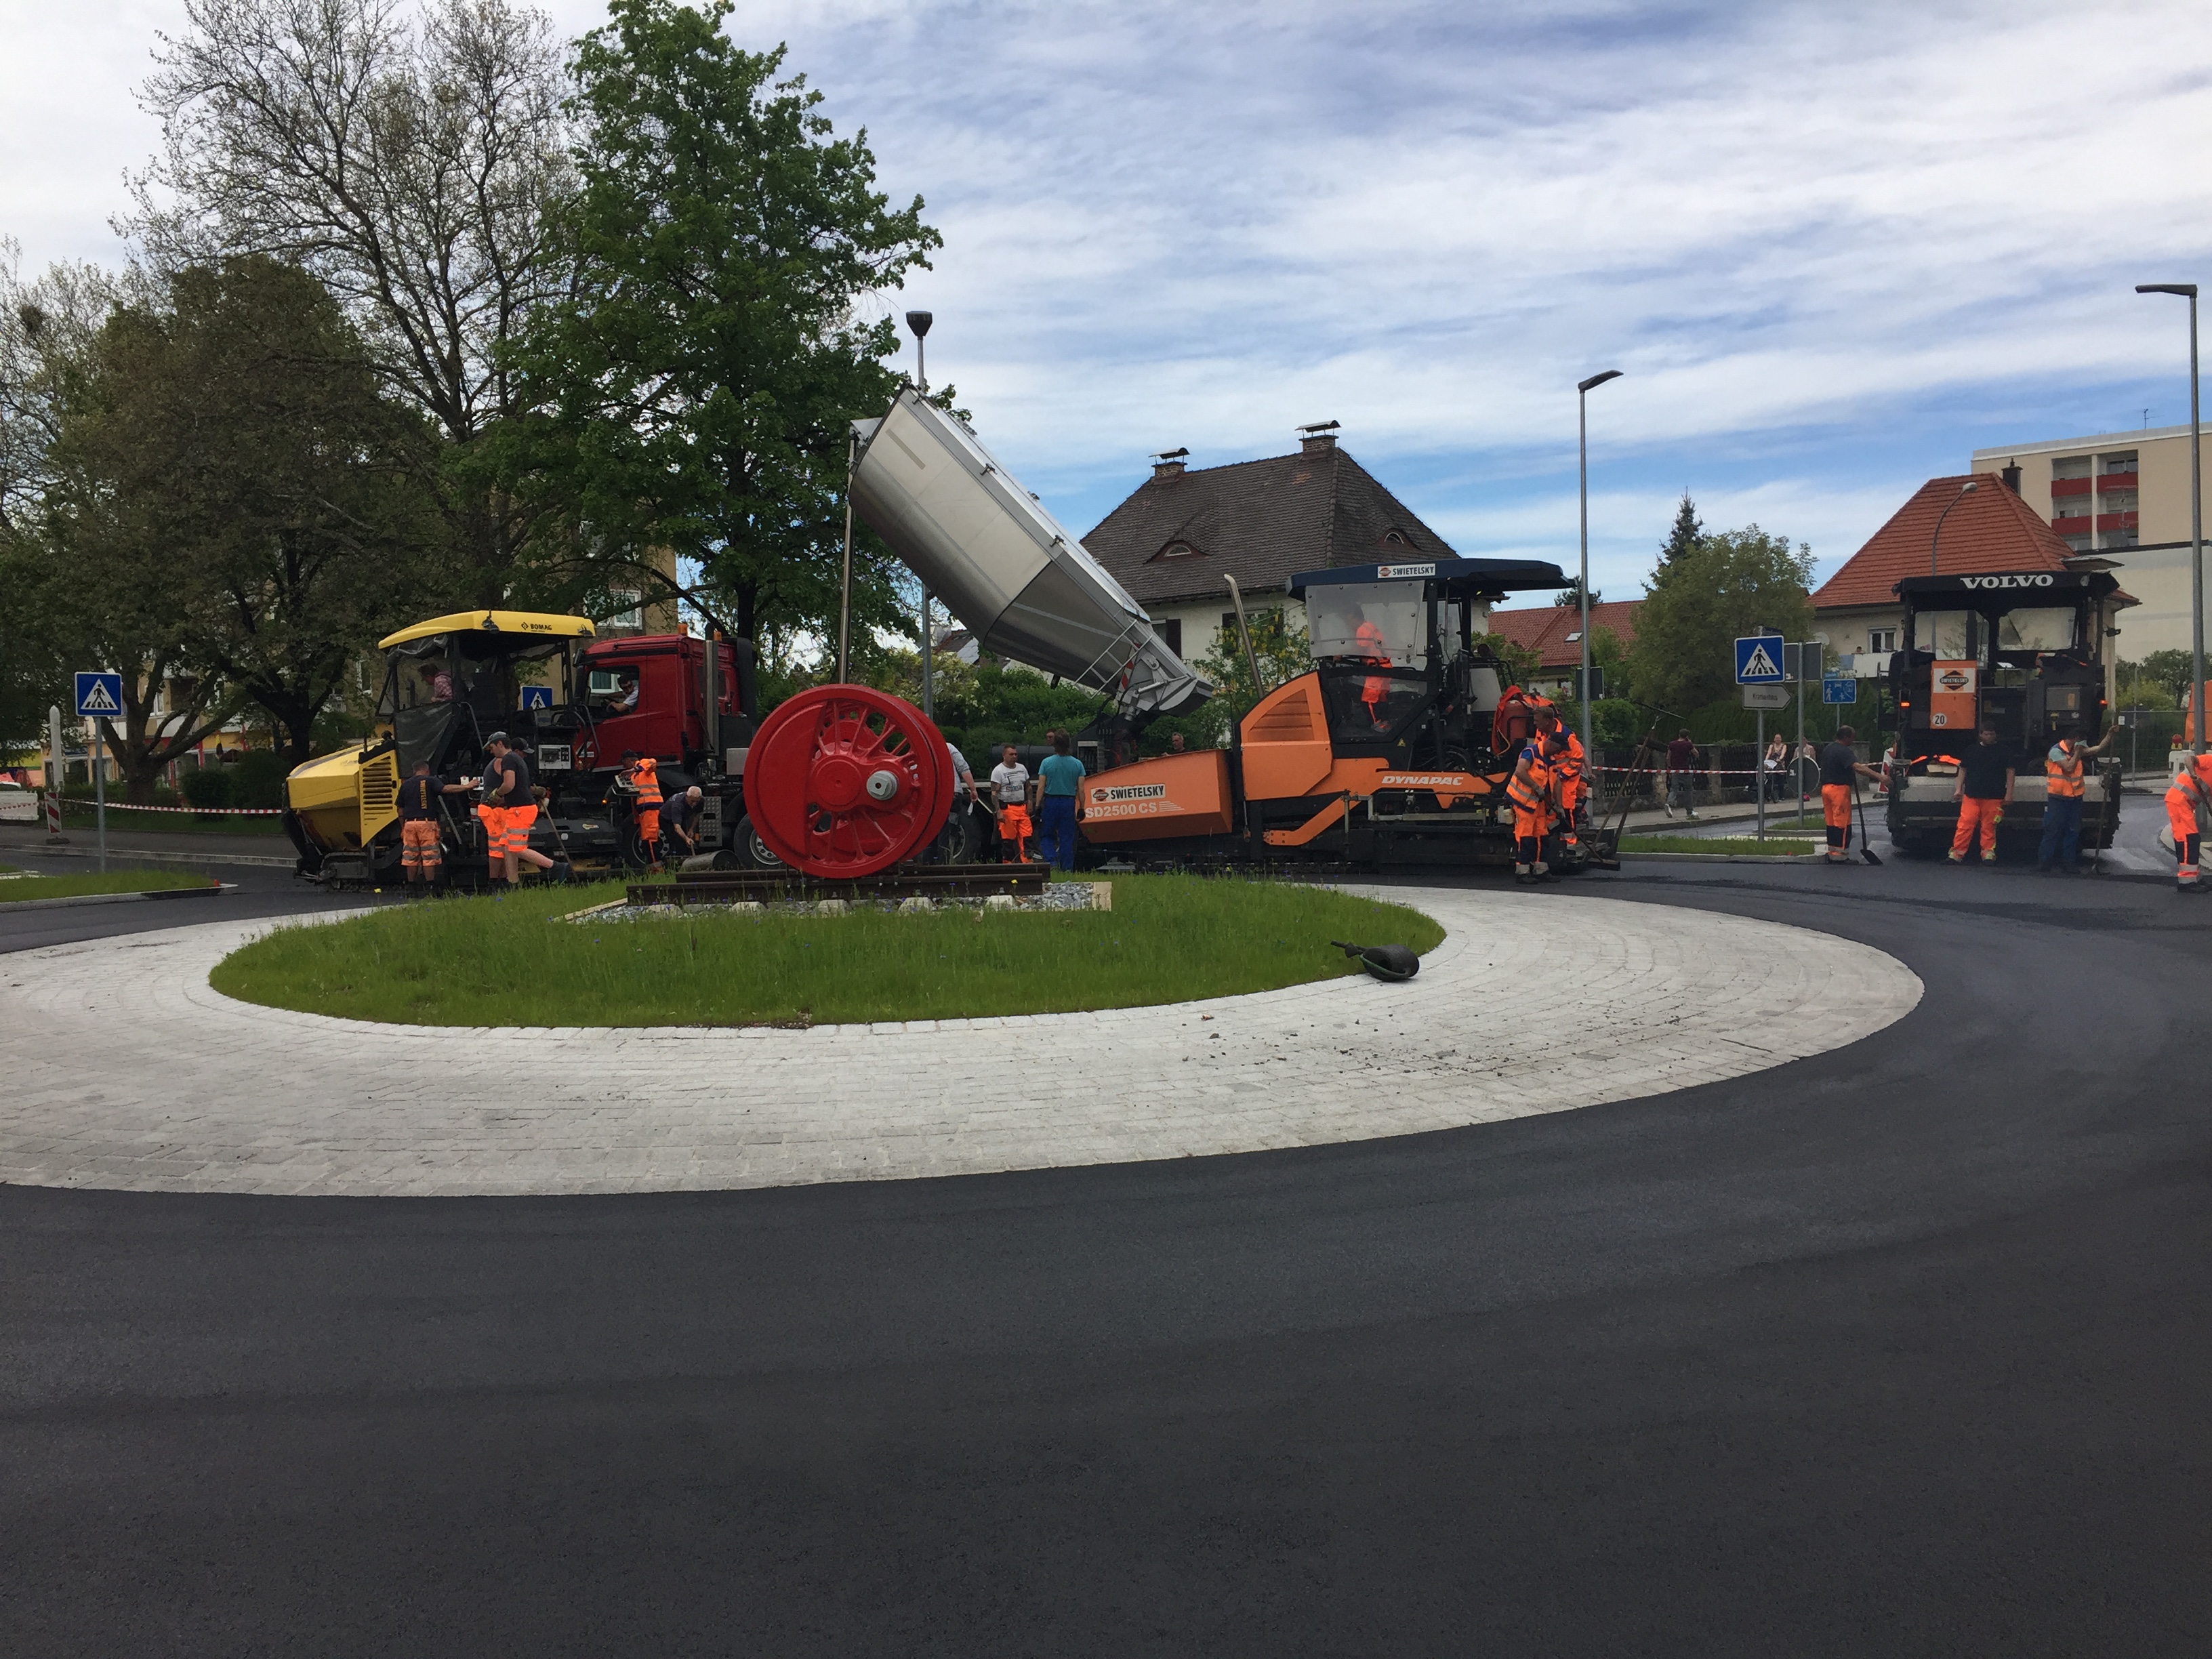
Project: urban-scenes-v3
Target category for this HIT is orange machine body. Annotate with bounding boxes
[1077,749,1235,842]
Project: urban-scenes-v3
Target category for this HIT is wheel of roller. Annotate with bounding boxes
[741,684,954,878]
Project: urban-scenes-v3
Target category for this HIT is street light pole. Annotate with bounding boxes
[1575,369,1622,762]
[2138,283,2204,754]
[1930,479,1977,577]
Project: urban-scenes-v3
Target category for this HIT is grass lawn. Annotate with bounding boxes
[210,874,1448,1027]
[1618,835,1818,857]
[0,867,220,903]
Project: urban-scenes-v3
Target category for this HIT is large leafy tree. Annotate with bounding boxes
[504,0,941,651]
[1629,525,1815,716]
[23,256,445,792]
[135,0,571,600]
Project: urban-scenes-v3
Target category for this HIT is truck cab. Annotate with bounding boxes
[1885,569,2122,853]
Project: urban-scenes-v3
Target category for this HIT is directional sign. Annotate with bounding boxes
[1822,674,1858,705]
[520,685,553,710]
[1735,635,1784,684]
[74,672,123,718]
[1742,684,1789,710]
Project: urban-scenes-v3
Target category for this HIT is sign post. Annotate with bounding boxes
[75,672,123,873]
[45,703,66,842]
[1737,634,1785,842]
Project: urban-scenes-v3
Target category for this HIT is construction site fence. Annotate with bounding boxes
[1591,742,1856,813]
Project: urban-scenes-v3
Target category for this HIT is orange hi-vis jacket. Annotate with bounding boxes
[2045,740,2086,800]
[1553,731,1586,812]
[628,756,662,809]
[1507,747,1554,817]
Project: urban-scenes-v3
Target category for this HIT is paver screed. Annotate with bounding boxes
[0,887,1921,1197]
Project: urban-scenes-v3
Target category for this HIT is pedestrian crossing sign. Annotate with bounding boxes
[1734,636,1784,684]
[520,686,552,710]
[74,672,124,718]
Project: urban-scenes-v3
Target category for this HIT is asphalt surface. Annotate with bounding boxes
[4,855,2209,1655]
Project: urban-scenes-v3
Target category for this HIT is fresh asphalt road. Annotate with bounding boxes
[4,857,2209,1655]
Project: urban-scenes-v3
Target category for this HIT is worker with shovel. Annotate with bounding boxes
[1814,725,1883,864]
[2167,750,2212,894]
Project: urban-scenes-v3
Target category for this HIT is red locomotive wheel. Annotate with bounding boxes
[742,684,954,878]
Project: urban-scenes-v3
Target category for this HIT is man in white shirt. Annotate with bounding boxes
[989,745,1033,862]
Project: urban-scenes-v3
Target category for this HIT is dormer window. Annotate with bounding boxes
[1153,539,1202,560]
[1384,530,1408,546]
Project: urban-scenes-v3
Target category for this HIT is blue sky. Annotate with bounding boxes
[7,0,2211,602]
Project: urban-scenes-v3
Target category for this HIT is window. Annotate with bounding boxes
[1155,540,1200,560]
[1153,618,1182,656]
[2101,451,2138,475]
[1306,582,1423,666]
[1996,608,2075,652]
[605,589,642,630]
[1914,610,1975,658]
[2051,455,2091,479]
[2064,534,2091,552]
[1867,628,1897,654]
[1384,529,1407,546]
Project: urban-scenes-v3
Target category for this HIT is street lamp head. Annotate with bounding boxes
[905,310,933,337]
[2137,284,2198,298]
[1961,480,1977,493]
[1577,369,1623,394]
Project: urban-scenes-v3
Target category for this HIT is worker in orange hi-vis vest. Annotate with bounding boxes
[623,750,663,866]
[2036,725,2112,874]
[2167,750,2212,895]
[1507,736,1556,884]
[1351,610,1392,726]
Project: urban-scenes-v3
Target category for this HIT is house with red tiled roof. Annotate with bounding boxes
[1812,473,2127,670]
[1482,600,1643,696]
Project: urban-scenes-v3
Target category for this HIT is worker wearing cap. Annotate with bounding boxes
[622,749,662,865]
[1810,725,1883,863]
[1948,720,2011,865]
[1349,607,1392,727]
[2038,725,2114,874]
[2166,750,2212,894]
[1507,731,1556,884]
[474,735,511,888]
[487,733,565,886]
[1544,713,1587,832]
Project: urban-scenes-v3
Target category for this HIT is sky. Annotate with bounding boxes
[5,0,2211,606]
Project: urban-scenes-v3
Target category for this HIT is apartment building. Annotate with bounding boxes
[1971,426,2198,655]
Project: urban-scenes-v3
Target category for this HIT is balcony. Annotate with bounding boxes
[2051,476,2092,498]
[2052,514,2092,534]
[2096,474,2138,493]
[2095,510,2139,532]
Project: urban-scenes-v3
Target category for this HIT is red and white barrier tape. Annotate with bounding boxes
[1594,764,1828,779]
[54,798,285,816]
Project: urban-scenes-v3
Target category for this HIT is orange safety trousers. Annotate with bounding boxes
[1951,796,2002,859]
[498,802,538,857]
[999,803,1032,859]
[1820,783,1853,857]
[401,818,443,869]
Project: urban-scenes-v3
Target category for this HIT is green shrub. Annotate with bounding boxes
[182,767,235,810]
[230,750,288,811]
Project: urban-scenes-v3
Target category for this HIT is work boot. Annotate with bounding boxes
[1948,853,1965,864]
[551,859,575,884]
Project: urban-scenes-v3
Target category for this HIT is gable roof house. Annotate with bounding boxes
[1814,472,2133,705]
[1483,599,1644,696]
[1078,429,1460,666]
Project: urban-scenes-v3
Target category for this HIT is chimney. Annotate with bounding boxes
[1151,447,1188,478]
[1298,419,1341,455]
[2001,460,2022,495]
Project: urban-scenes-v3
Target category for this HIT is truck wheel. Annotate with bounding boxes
[732,813,785,870]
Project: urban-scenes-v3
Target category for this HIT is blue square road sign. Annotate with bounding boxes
[1734,635,1784,684]
[1822,675,1858,705]
[520,686,553,710]
[74,672,124,718]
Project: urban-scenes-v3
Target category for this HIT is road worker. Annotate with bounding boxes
[1813,725,1883,863]
[622,749,663,867]
[1544,713,1588,839]
[665,784,705,861]
[1507,729,1557,884]
[2166,750,2212,895]
[486,733,566,886]
[1948,720,2011,865]
[397,759,444,895]
[990,743,1033,863]
[1349,605,1392,727]
[2038,725,2114,874]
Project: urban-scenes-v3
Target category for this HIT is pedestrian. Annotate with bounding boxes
[486,732,567,887]
[1948,720,2012,865]
[1810,725,1883,863]
[940,739,981,860]
[1168,733,1187,754]
[1036,731,1086,872]
[990,743,1033,862]
[1664,729,1699,819]
[664,784,705,861]
[2038,726,2114,874]
[1761,732,1790,802]
[396,759,444,894]
[2165,749,2212,894]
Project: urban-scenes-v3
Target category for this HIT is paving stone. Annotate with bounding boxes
[0,888,1922,1197]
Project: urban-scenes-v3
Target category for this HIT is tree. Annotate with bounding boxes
[1553,577,1601,608]
[1181,608,1314,748]
[502,0,941,654]
[1658,491,1701,571]
[135,0,571,598]
[2133,648,2198,700]
[1629,525,1815,716]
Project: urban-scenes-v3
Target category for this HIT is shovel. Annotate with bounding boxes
[1851,781,1883,866]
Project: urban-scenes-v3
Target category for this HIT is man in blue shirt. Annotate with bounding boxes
[1035,731,1086,871]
